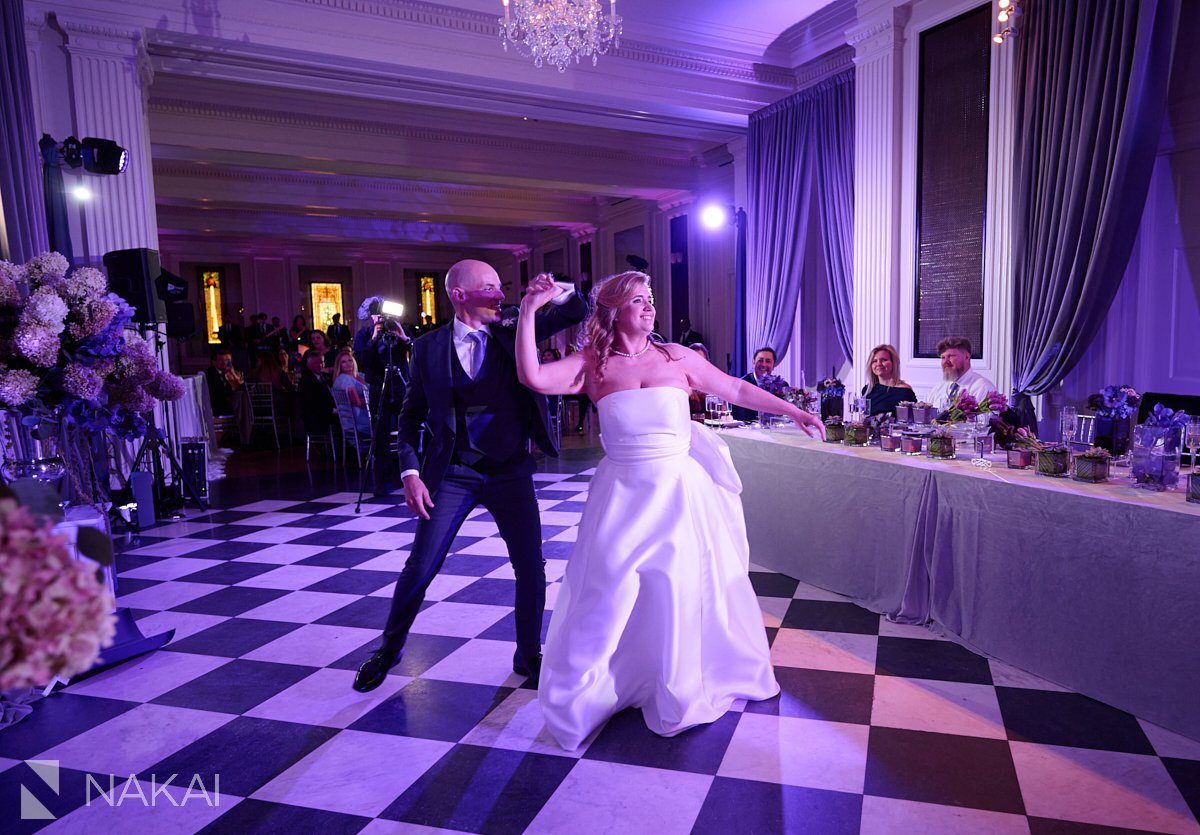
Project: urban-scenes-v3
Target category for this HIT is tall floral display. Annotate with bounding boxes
[0,252,185,500]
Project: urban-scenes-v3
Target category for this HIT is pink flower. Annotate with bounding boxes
[0,499,115,690]
[0,261,21,306]
[21,287,68,333]
[982,390,1008,413]
[13,324,60,367]
[115,333,158,381]
[60,266,107,304]
[145,369,186,401]
[0,368,39,406]
[107,381,155,413]
[66,296,118,340]
[63,363,104,400]
[22,252,69,288]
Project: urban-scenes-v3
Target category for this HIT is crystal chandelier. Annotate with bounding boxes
[499,0,622,73]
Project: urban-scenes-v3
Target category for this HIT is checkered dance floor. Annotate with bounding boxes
[2,454,1198,833]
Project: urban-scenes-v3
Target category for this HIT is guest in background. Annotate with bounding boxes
[732,347,787,423]
[264,316,288,352]
[246,313,271,355]
[563,345,592,434]
[540,348,561,364]
[353,297,413,496]
[675,317,703,347]
[328,313,353,349]
[308,329,336,371]
[861,344,915,417]
[290,315,310,348]
[926,336,997,412]
[298,349,336,438]
[332,349,372,437]
[204,347,243,417]
[688,343,711,418]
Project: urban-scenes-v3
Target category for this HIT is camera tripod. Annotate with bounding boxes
[354,358,409,514]
[119,419,209,526]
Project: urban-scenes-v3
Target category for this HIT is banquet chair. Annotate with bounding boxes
[246,382,284,449]
[333,387,371,468]
[1071,414,1096,450]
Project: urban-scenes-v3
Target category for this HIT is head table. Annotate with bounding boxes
[720,425,1200,742]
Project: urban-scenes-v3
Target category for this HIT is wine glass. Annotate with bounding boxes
[1186,416,1200,473]
[1059,406,1078,447]
[705,394,720,422]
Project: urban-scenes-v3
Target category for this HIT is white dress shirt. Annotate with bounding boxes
[926,368,998,412]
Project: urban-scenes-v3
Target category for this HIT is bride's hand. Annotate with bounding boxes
[791,407,826,439]
[520,273,558,313]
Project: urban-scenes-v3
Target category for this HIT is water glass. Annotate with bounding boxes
[1186,417,1200,473]
[1059,407,1078,446]
[705,394,720,422]
[974,434,994,457]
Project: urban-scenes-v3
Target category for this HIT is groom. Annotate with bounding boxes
[353,260,588,692]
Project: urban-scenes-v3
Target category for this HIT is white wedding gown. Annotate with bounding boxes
[539,386,779,750]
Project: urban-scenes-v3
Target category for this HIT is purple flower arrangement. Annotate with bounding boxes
[0,253,184,439]
[758,374,789,398]
[817,376,845,400]
[1088,385,1141,420]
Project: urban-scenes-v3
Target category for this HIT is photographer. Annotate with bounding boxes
[353,297,413,496]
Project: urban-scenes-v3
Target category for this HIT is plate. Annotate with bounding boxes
[704,419,743,427]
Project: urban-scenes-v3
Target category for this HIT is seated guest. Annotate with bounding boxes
[540,347,561,363]
[290,315,310,349]
[251,348,296,418]
[926,336,997,412]
[675,317,703,346]
[732,347,787,422]
[861,343,915,416]
[298,350,336,435]
[307,329,336,370]
[688,343,711,419]
[204,347,243,416]
[332,349,372,436]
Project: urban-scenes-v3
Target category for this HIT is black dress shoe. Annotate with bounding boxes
[513,652,542,684]
[353,650,400,692]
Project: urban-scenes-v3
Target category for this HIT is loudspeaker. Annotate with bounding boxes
[103,248,165,324]
[165,301,196,340]
[156,268,187,302]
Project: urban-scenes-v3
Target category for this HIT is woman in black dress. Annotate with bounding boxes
[861,344,915,417]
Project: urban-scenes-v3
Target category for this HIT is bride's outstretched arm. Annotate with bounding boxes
[515,273,587,395]
[675,347,825,439]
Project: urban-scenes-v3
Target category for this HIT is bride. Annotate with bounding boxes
[515,271,825,750]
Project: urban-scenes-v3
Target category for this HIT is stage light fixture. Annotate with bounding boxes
[71,184,93,201]
[82,138,128,174]
[700,204,729,230]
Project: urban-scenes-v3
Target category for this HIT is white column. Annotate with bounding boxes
[848,1,911,394]
[57,17,159,260]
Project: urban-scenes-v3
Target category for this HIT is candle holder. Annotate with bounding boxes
[1006,448,1033,469]
[901,433,925,456]
[880,432,903,452]
[823,419,845,443]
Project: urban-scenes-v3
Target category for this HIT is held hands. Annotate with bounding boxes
[402,474,435,520]
[791,407,826,440]
[521,273,558,313]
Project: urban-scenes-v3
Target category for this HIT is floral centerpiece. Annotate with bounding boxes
[1003,426,1041,468]
[0,481,116,700]
[844,421,870,446]
[822,416,845,443]
[1036,442,1070,477]
[1087,384,1140,455]
[927,428,956,460]
[817,374,844,421]
[895,400,915,423]
[910,401,937,424]
[0,253,185,500]
[1073,446,1111,483]
[939,389,1008,424]
[784,387,818,414]
[1131,403,1188,491]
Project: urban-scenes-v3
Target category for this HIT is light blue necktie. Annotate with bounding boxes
[468,331,486,379]
[947,381,960,405]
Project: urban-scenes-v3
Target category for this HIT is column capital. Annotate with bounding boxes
[569,224,597,241]
[848,3,911,64]
[56,15,142,59]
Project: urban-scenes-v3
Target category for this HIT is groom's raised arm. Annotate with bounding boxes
[532,286,587,342]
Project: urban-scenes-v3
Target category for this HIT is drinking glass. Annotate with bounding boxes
[1186,417,1200,473]
[705,394,720,422]
[1059,406,1078,446]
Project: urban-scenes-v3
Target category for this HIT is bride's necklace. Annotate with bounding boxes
[612,340,652,359]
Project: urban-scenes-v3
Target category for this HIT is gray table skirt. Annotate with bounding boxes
[724,430,1200,741]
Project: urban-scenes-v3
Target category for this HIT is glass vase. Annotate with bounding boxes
[1131,424,1182,491]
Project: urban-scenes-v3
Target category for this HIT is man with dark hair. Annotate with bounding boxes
[675,317,703,347]
[927,336,997,411]
[327,312,352,349]
[732,346,787,422]
[204,347,242,417]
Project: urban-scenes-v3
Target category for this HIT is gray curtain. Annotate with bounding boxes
[1012,0,1181,421]
[1,0,49,263]
[746,69,854,365]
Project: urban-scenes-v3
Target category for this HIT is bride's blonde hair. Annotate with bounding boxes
[580,271,672,380]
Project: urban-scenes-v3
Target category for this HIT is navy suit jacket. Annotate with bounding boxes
[397,294,588,492]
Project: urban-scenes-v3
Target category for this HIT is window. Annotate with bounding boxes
[913,5,991,358]
[309,282,344,332]
[201,268,223,344]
